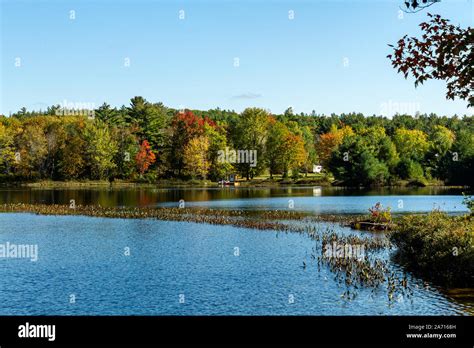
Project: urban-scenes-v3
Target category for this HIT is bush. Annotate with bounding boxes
[396,158,424,181]
[390,212,474,287]
[407,178,427,187]
[368,202,392,223]
[462,194,473,215]
[291,169,301,180]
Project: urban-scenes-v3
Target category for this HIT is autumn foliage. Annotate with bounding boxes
[388,13,474,106]
[316,125,354,166]
[1,99,473,186]
[172,110,216,139]
[136,140,156,175]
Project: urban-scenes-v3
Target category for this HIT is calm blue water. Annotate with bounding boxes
[0,212,471,315]
[158,195,468,214]
[0,186,468,214]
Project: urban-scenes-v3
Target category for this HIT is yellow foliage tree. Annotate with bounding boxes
[183,136,210,179]
[393,128,429,161]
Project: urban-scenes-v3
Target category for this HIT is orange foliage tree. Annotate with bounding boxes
[316,125,354,166]
[135,140,156,175]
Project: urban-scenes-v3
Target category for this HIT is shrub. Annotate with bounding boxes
[390,212,474,287]
[368,202,392,223]
[396,158,424,181]
[462,194,473,215]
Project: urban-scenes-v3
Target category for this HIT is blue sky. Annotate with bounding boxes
[0,0,472,116]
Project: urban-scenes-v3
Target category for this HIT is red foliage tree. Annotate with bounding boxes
[169,110,217,175]
[135,140,156,175]
[172,110,216,139]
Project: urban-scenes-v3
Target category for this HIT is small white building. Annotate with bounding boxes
[313,164,323,173]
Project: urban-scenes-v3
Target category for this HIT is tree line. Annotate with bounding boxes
[0,97,472,186]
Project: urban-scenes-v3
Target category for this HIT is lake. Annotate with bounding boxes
[0,186,469,213]
[0,187,472,315]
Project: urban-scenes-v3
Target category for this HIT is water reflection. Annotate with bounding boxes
[0,186,468,212]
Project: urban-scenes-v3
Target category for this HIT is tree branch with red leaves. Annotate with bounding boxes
[387,13,474,107]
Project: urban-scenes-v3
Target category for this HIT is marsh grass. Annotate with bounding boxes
[390,211,474,287]
[0,203,316,232]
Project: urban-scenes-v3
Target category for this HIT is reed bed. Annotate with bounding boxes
[0,203,314,232]
[316,231,410,301]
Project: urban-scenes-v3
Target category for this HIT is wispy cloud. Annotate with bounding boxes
[232,92,263,99]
